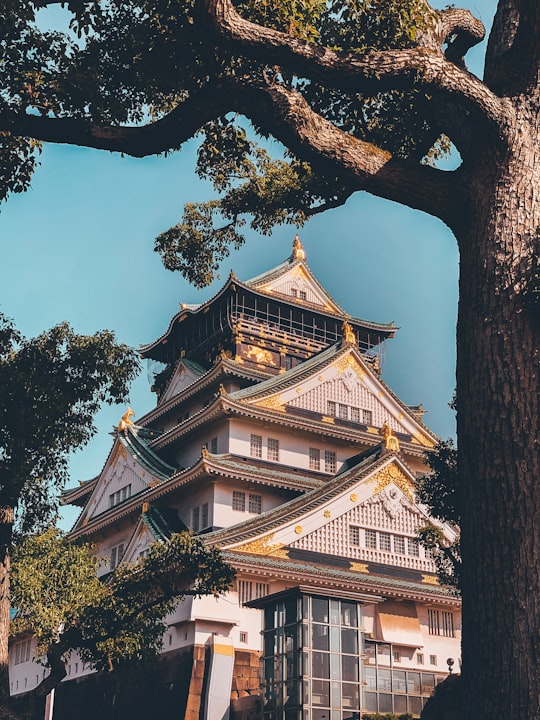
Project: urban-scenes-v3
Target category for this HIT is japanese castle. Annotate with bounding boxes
[10,237,460,719]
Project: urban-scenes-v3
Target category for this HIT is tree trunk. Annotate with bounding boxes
[0,506,17,720]
[457,109,540,719]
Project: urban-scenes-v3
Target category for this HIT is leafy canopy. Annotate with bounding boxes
[0,313,140,530]
[1,0,446,286]
[11,529,236,672]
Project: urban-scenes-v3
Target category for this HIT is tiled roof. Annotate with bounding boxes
[204,454,325,491]
[142,506,187,541]
[119,425,176,480]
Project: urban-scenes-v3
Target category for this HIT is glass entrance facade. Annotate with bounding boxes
[259,590,438,720]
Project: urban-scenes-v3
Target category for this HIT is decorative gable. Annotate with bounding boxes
[259,264,340,312]
[251,348,435,445]
[122,522,155,565]
[76,441,156,525]
[160,360,206,404]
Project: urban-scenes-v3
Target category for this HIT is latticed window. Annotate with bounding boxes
[309,447,321,470]
[210,436,218,453]
[109,484,131,508]
[407,538,420,556]
[324,450,336,473]
[250,434,262,458]
[13,639,31,665]
[327,400,336,416]
[365,529,377,549]
[349,526,360,546]
[201,503,209,528]
[267,438,279,461]
[110,543,125,571]
[394,536,406,555]
[299,290,307,300]
[379,532,391,551]
[192,506,200,532]
[428,609,454,637]
[362,409,373,425]
[350,407,360,423]
[249,493,262,514]
[232,491,246,511]
[338,403,348,420]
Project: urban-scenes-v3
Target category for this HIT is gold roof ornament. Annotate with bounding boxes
[201,445,210,459]
[342,320,356,345]
[118,407,135,431]
[292,234,306,261]
[380,422,400,452]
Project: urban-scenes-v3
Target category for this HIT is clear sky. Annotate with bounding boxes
[0,0,495,528]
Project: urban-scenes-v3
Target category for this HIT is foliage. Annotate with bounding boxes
[0,0,443,284]
[416,439,461,595]
[11,529,235,673]
[0,314,140,532]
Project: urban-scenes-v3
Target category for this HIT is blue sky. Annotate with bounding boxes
[0,0,495,527]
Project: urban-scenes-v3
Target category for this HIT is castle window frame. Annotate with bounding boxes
[349,526,360,546]
[248,493,262,514]
[109,483,131,508]
[250,434,263,458]
[232,491,246,512]
[267,438,279,462]
[365,529,377,549]
[309,447,321,471]
[324,450,336,474]
[192,506,200,532]
[13,638,31,665]
[110,542,125,571]
[201,502,209,529]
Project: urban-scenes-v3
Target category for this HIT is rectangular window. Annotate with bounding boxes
[430,655,437,666]
[201,502,209,529]
[13,639,31,665]
[394,535,406,555]
[299,290,307,300]
[349,526,360,546]
[291,288,298,297]
[250,434,262,458]
[393,650,401,662]
[309,447,321,471]
[110,543,125,571]
[109,484,131,508]
[255,582,269,599]
[428,609,454,637]
[326,400,336,416]
[238,580,252,604]
[365,529,377,549]
[324,450,336,474]
[249,494,262,514]
[417,653,424,665]
[442,610,455,637]
[338,403,348,420]
[379,532,391,552]
[284,356,293,370]
[407,537,420,556]
[350,407,360,424]
[192,506,200,532]
[232,491,246,512]
[267,438,279,462]
[210,436,218,454]
[239,632,248,643]
[362,409,373,425]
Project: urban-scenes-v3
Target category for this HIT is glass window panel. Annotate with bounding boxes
[407,671,422,694]
[312,679,330,706]
[330,653,341,680]
[265,606,275,629]
[331,681,341,708]
[341,683,359,709]
[330,626,340,652]
[285,709,299,720]
[341,602,357,628]
[422,673,436,694]
[341,628,358,655]
[377,644,391,665]
[264,658,274,681]
[284,597,297,626]
[378,667,392,691]
[342,654,358,683]
[379,693,393,713]
[302,623,310,648]
[264,632,276,657]
[312,651,330,679]
[409,696,423,715]
[302,596,310,620]
[364,641,376,665]
[330,599,340,625]
[394,695,408,713]
[286,653,298,680]
[312,624,329,651]
[364,666,377,690]
[285,681,298,708]
[363,691,378,712]
[302,651,309,677]
[312,597,329,623]
[393,670,407,692]
[313,711,331,720]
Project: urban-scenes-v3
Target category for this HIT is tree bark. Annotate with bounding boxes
[0,506,18,720]
[456,108,540,719]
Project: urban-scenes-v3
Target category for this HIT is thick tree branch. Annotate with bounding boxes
[201,0,512,140]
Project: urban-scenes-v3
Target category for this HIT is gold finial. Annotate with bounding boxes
[342,321,356,345]
[118,407,135,431]
[218,383,228,396]
[380,422,400,452]
[142,501,150,513]
[201,445,210,459]
[292,234,306,261]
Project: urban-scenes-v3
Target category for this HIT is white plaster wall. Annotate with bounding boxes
[212,481,286,529]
